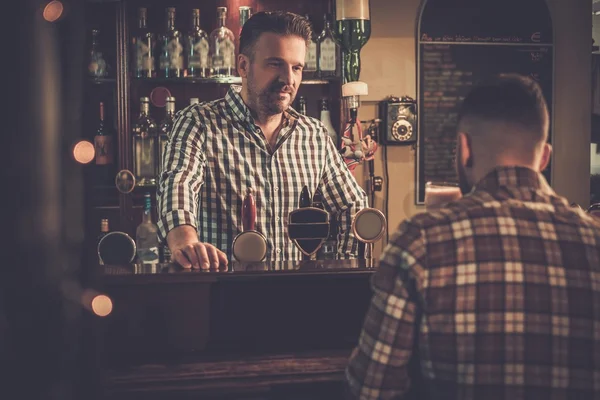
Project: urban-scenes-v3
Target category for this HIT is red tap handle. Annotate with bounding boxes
[242,187,256,231]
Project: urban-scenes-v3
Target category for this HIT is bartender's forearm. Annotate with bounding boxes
[337,202,365,259]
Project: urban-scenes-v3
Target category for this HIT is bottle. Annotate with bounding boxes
[97,218,110,265]
[319,98,337,146]
[136,193,160,264]
[239,6,252,37]
[94,102,114,166]
[210,7,236,77]
[186,9,210,78]
[133,97,158,186]
[303,14,318,79]
[88,29,109,78]
[158,96,175,175]
[189,97,199,105]
[317,14,339,78]
[333,2,371,83]
[296,96,307,115]
[159,7,184,78]
[132,7,155,78]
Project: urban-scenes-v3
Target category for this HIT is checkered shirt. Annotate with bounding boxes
[346,166,600,399]
[157,85,368,261]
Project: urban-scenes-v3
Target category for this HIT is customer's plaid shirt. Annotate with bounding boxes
[157,85,367,261]
[346,166,600,399]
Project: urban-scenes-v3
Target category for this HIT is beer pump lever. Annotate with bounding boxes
[231,188,268,263]
[287,186,330,260]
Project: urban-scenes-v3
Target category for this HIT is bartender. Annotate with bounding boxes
[157,11,368,269]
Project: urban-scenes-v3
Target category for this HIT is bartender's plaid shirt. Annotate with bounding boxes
[157,85,367,261]
[346,166,600,399]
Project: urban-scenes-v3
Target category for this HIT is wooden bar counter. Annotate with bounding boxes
[88,259,376,399]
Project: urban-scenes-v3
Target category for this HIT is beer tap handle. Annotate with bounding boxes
[299,185,312,208]
[242,187,256,231]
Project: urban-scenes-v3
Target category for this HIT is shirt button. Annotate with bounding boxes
[275,216,281,222]
[276,248,281,254]
[274,186,279,192]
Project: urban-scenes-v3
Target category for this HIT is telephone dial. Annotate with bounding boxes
[379,96,418,145]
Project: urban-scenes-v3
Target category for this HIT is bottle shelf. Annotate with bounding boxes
[132,77,338,85]
[89,77,117,85]
[134,77,242,84]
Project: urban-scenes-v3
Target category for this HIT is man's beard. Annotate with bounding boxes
[247,74,295,116]
[456,144,473,195]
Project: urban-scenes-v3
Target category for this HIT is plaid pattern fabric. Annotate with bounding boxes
[346,166,600,399]
[157,85,367,261]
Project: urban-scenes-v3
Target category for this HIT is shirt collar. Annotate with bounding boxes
[473,166,554,195]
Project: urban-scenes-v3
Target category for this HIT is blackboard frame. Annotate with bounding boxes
[414,0,554,205]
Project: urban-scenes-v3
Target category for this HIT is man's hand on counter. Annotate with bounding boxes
[166,225,228,270]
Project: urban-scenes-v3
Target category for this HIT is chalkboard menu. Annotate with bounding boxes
[416,0,554,203]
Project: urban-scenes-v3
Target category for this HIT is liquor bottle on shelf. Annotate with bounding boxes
[133,97,158,186]
[186,9,209,78]
[334,0,371,83]
[317,14,339,79]
[296,96,307,115]
[94,102,114,166]
[88,29,109,78]
[158,96,175,175]
[136,193,160,264]
[132,7,155,78]
[239,6,252,37]
[303,14,318,79]
[210,7,236,77]
[319,98,338,145]
[189,97,199,105]
[97,218,110,265]
[159,7,184,78]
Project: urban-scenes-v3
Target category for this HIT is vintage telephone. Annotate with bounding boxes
[379,96,418,145]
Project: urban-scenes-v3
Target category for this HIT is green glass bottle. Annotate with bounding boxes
[334,1,372,83]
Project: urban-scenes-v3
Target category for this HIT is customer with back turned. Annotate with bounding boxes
[345,74,600,399]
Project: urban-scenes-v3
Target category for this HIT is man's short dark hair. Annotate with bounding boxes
[239,11,312,59]
[457,74,549,143]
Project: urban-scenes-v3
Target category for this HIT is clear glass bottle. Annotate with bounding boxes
[319,98,338,145]
[158,96,175,175]
[186,9,210,78]
[159,7,184,78]
[209,7,236,77]
[239,6,252,37]
[133,97,158,186]
[132,7,155,78]
[88,29,109,78]
[317,14,339,78]
[136,193,160,264]
[303,14,318,79]
[296,96,307,115]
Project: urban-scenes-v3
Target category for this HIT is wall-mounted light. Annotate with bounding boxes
[43,0,64,22]
[72,140,95,164]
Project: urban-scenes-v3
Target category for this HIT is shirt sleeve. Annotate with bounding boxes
[345,219,426,399]
[319,127,368,259]
[156,107,206,243]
